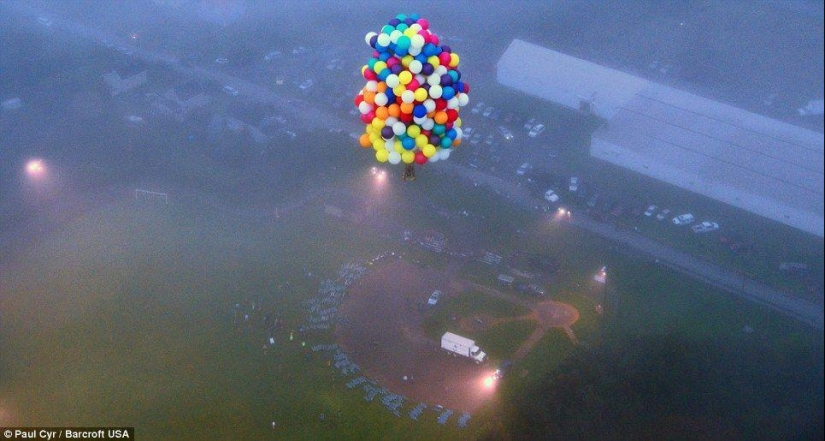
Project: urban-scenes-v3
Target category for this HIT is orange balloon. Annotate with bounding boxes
[375,106,389,120]
[363,91,376,104]
[399,102,414,115]
[434,111,448,125]
[388,103,401,118]
[359,133,371,148]
[376,82,387,92]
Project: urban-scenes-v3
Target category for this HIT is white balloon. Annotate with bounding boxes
[385,74,399,89]
[438,149,451,160]
[428,152,440,163]
[421,119,435,130]
[434,65,448,76]
[388,151,401,164]
[409,60,423,74]
[410,34,425,49]
[392,121,406,136]
[427,74,440,86]
[364,32,378,46]
[374,93,388,106]
[429,85,443,99]
[447,96,460,109]
[458,93,470,106]
[365,80,378,92]
[385,139,394,150]
[376,33,391,47]
[408,46,421,56]
[401,90,415,103]
[423,99,436,113]
[358,101,372,114]
[389,29,402,44]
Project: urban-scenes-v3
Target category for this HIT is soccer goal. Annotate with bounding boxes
[135,189,169,204]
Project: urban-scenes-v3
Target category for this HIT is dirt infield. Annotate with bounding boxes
[336,258,579,412]
[336,258,497,412]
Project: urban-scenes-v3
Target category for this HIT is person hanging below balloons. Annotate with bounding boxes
[354,14,470,181]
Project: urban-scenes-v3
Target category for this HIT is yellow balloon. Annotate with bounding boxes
[406,124,421,138]
[371,117,385,129]
[373,61,387,74]
[394,142,405,153]
[401,55,413,67]
[393,85,406,97]
[376,149,389,162]
[414,87,428,102]
[423,144,436,157]
[402,151,415,164]
[372,138,383,150]
[427,55,440,68]
[415,134,428,147]
[398,70,412,85]
[450,53,460,67]
[403,28,417,38]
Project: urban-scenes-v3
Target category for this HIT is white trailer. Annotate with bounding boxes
[441,332,487,364]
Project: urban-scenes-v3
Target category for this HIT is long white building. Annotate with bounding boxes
[497,39,824,237]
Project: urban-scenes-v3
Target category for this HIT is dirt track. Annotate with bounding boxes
[335,258,579,412]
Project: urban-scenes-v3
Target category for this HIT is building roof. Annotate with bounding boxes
[593,82,824,237]
[496,39,649,119]
[497,39,825,237]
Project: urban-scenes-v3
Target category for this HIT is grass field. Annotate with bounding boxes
[1,168,821,439]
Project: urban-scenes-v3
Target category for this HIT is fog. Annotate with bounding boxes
[1,1,822,439]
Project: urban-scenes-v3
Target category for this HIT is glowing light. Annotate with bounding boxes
[25,159,46,178]
[483,375,496,389]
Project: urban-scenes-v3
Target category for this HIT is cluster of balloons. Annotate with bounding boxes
[354,14,470,170]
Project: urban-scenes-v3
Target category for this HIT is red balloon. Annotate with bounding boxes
[354,94,364,106]
[434,98,448,111]
[414,151,428,165]
[446,109,458,122]
[360,112,374,124]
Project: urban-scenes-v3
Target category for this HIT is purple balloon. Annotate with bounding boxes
[388,18,400,26]
[421,63,434,75]
[391,64,404,74]
[429,134,441,145]
[440,74,453,86]
[441,45,451,53]
[381,126,394,140]
[369,35,378,48]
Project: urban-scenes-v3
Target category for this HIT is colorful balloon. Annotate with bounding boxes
[355,14,469,180]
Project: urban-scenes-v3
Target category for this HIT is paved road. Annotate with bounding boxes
[444,163,825,331]
[10,1,822,331]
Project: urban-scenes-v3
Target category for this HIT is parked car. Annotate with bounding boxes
[516,162,530,176]
[498,126,514,140]
[494,360,513,379]
[587,194,600,209]
[471,102,485,114]
[214,57,229,64]
[483,106,494,117]
[644,205,658,217]
[568,177,579,192]
[222,85,239,96]
[528,123,546,138]
[544,189,560,202]
[656,208,671,221]
[524,117,538,130]
[692,221,720,233]
[298,79,314,90]
[672,213,695,225]
[427,290,442,306]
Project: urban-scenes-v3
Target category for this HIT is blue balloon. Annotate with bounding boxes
[413,104,427,118]
[402,137,416,150]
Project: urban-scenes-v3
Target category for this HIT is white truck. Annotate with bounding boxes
[441,332,487,364]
